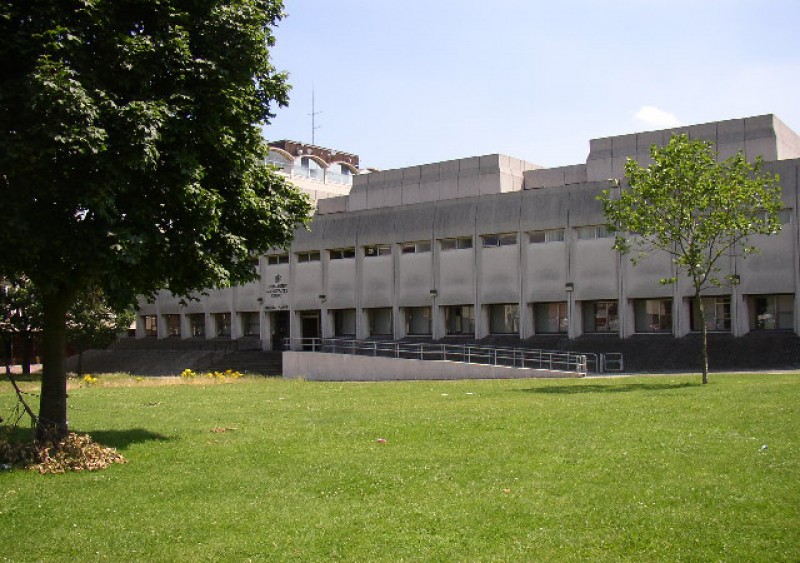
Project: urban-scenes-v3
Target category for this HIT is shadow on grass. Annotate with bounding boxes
[0,426,171,449]
[82,428,172,450]
[521,381,699,394]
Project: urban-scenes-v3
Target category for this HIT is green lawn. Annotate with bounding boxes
[1,373,798,561]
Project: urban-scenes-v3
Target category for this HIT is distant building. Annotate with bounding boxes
[136,115,800,350]
[264,140,361,203]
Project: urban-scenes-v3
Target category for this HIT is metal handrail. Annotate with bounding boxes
[282,337,603,375]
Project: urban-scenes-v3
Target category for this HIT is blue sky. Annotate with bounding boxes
[265,0,800,170]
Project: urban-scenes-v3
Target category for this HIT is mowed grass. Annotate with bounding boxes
[1,373,798,562]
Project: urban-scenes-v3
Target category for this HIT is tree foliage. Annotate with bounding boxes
[600,135,782,383]
[0,0,311,438]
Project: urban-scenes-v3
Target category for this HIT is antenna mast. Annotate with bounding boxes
[310,86,322,145]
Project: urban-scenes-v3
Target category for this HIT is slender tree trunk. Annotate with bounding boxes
[21,332,31,375]
[697,291,709,384]
[37,291,71,442]
[2,335,10,374]
[77,349,83,378]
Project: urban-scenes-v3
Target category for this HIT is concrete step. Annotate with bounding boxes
[207,351,283,376]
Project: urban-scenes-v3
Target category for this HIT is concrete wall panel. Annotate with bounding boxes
[438,249,476,305]
[325,260,356,309]
[292,263,323,309]
[480,245,520,303]
[572,240,618,300]
[526,244,567,301]
[397,254,434,306]
[361,255,394,307]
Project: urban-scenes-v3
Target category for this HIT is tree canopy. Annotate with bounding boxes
[600,134,782,383]
[0,0,312,438]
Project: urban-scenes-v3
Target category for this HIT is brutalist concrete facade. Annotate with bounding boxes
[136,115,800,351]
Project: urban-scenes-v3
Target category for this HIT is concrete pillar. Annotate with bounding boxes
[180,313,191,340]
[135,316,146,339]
[204,312,213,340]
[261,310,272,350]
[157,313,168,339]
[569,298,582,339]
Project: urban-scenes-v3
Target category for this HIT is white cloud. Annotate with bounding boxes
[634,106,683,129]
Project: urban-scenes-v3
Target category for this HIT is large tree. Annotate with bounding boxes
[0,0,311,439]
[600,135,782,384]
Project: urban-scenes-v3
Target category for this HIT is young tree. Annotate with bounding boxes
[0,277,42,376]
[0,0,312,440]
[600,135,782,384]
[67,287,135,377]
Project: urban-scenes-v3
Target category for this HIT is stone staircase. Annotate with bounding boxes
[207,350,283,376]
[71,336,279,376]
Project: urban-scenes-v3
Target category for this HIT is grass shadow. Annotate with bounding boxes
[83,428,172,450]
[1,426,171,449]
[521,381,698,395]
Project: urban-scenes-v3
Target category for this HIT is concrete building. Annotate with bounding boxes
[136,115,800,354]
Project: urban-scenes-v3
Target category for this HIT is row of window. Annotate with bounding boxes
[309,294,795,337]
[265,208,794,264]
[142,295,794,339]
[265,227,603,264]
[141,312,260,338]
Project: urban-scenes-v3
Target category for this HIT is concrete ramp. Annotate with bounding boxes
[282,352,584,381]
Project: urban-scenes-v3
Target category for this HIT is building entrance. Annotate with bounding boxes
[270,311,290,351]
[300,311,321,350]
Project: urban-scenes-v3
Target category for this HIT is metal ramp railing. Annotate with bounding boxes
[282,338,625,375]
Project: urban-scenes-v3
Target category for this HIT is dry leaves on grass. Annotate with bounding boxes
[0,433,127,474]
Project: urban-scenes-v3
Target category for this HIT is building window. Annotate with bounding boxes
[444,305,475,335]
[756,208,792,224]
[576,225,612,240]
[333,309,356,336]
[749,294,794,330]
[534,302,568,334]
[142,315,157,337]
[634,299,673,333]
[405,307,432,335]
[329,247,356,260]
[481,233,517,247]
[582,301,618,333]
[164,314,181,337]
[368,308,393,336]
[189,314,205,337]
[440,236,473,251]
[297,251,321,263]
[267,254,289,265]
[364,244,392,257]
[241,312,260,337]
[489,304,520,334]
[294,156,324,180]
[214,313,231,337]
[400,241,431,254]
[265,152,293,173]
[691,297,731,332]
[249,257,260,274]
[529,229,565,244]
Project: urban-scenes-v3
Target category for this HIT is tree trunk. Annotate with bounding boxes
[2,335,10,374]
[697,292,709,384]
[21,332,31,375]
[36,291,71,442]
[77,349,83,377]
